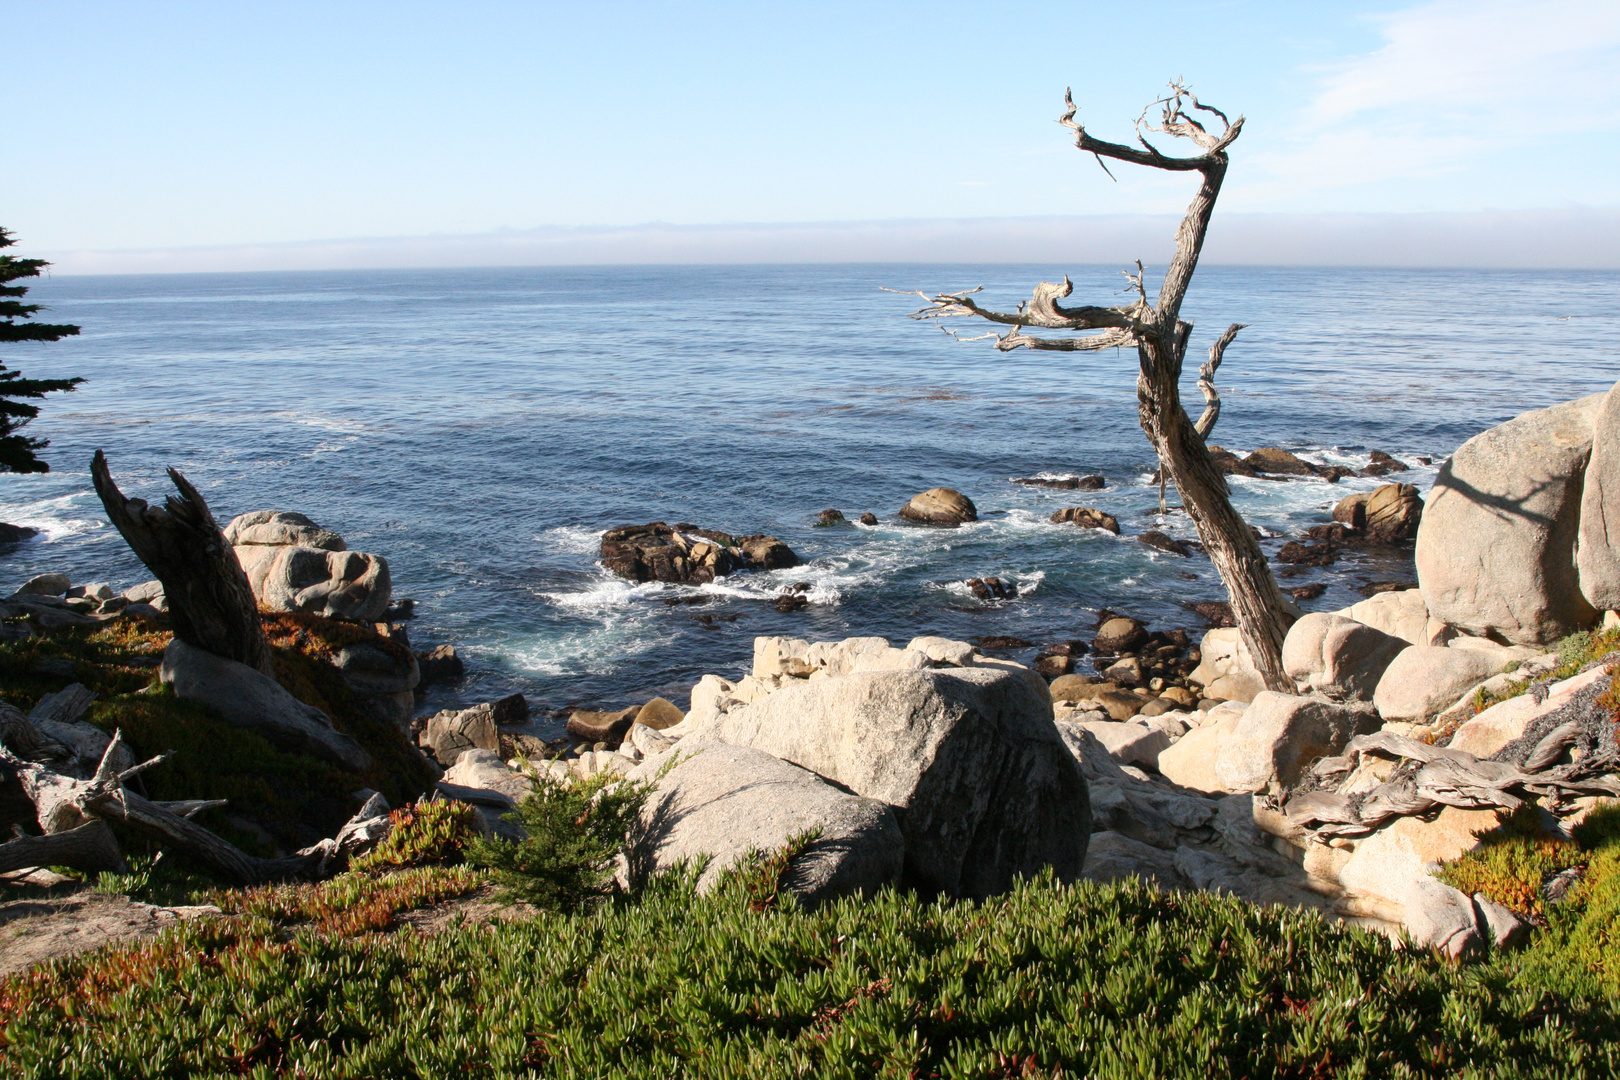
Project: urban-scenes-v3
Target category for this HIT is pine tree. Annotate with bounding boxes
[0,227,83,473]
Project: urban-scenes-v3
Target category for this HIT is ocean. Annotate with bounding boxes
[3,263,1617,734]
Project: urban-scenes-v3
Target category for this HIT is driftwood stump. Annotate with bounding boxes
[90,450,274,678]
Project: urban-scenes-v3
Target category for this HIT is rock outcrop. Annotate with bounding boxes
[1416,393,1605,644]
[599,522,799,584]
[696,665,1089,897]
[898,488,978,525]
[228,511,393,622]
[1049,507,1120,533]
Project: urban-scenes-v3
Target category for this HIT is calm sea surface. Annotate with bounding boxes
[4,264,1618,733]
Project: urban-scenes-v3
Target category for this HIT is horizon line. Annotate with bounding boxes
[37,208,1620,276]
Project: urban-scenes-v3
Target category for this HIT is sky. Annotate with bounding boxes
[8,0,1620,271]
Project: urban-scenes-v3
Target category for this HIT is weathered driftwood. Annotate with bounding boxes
[0,728,389,886]
[0,820,127,875]
[90,450,275,678]
[890,83,1295,691]
[1282,669,1620,840]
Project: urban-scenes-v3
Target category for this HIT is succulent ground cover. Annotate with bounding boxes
[3,862,1619,1078]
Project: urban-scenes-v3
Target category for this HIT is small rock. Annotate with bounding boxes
[815,509,848,526]
[1276,540,1336,566]
[1364,483,1423,542]
[899,487,978,525]
[1473,893,1531,951]
[1203,445,1262,477]
[1049,674,1111,702]
[634,697,686,730]
[1304,523,1359,543]
[1041,639,1089,657]
[1013,475,1081,490]
[1137,531,1192,557]
[415,644,465,685]
[0,523,39,544]
[858,512,878,526]
[565,707,637,748]
[1319,466,1356,483]
[773,593,810,612]
[1190,601,1235,628]
[1243,447,1319,476]
[1092,690,1145,721]
[490,692,529,727]
[1290,584,1326,601]
[975,635,1033,650]
[1333,492,1370,530]
[1358,579,1418,598]
[1093,616,1148,654]
[1050,507,1121,534]
[965,577,1013,600]
[1102,657,1144,685]
[1034,654,1072,680]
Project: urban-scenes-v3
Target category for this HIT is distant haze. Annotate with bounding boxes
[42,210,1620,275]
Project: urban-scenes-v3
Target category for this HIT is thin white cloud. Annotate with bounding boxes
[1233,0,1620,204]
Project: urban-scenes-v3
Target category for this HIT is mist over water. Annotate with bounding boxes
[4,264,1617,735]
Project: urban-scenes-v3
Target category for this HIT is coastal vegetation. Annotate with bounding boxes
[0,227,81,474]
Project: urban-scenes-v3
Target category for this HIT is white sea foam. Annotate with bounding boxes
[539,525,604,555]
[0,491,105,542]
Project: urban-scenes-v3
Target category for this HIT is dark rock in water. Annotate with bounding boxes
[383,597,416,621]
[491,692,529,727]
[1305,522,1359,543]
[1363,450,1409,477]
[1319,466,1356,483]
[1358,580,1418,598]
[1013,475,1080,490]
[1364,483,1423,542]
[566,707,636,747]
[1202,446,1261,478]
[1277,540,1337,566]
[415,644,465,685]
[858,512,878,526]
[1093,616,1148,654]
[600,521,798,584]
[1076,475,1106,490]
[1041,639,1090,657]
[975,635,1033,650]
[1244,447,1319,477]
[1190,601,1235,628]
[1050,506,1121,534]
[815,509,848,526]
[773,593,810,612]
[663,594,711,606]
[1137,531,1192,557]
[1416,456,1433,466]
[899,487,978,525]
[0,522,39,544]
[965,576,1013,600]
[1034,654,1072,680]
[1290,583,1327,601]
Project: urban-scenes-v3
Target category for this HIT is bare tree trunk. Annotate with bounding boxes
[894,83,1297,690]
[91,450,274,678]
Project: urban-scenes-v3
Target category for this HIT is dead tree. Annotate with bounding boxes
[893,82,1294,691]
[91,450,275,678]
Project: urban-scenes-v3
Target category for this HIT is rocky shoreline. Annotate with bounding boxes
[3,383,1618,963]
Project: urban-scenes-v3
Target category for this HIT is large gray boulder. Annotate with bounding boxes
[1371,645,1509,723]
[699,666,1089,897]
[420,703,499,766]
[1416,394,1605,644]
[1282,612,1408,702]
[159,639,370,771]
[1578,380,1620,611]
[227,510,392,622]
[237,546,393,622]
[625,741,904,904]
[1213,692,1372,793]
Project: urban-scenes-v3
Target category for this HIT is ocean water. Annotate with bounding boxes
[3,264,1618,733]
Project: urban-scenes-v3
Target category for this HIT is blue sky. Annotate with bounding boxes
[8,1,1620,265]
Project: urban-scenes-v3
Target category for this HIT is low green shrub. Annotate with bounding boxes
[3,870,1618,1077]
[467,768,650,911]
[1474,627,1620,713]
[1436,805,1585,919]
[351,799,481,872]
[202,864,485,937]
